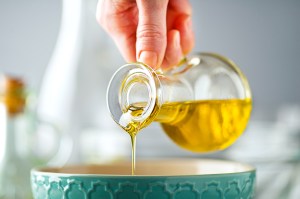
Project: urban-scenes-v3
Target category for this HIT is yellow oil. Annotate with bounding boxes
[120,98,252,174]
[119,105,146,175]
[157,99,252,152]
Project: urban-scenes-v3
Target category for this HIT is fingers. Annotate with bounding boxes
[168,0,194,55]
[161,30,183,69]
[114,35,137,63]
[136,0,169,69]
[168,0,192,15]
[174,14,194,55]
[97,0,194,70]
[96,0,138,62]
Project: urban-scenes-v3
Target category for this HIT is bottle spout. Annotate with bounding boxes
[107,62,161,133]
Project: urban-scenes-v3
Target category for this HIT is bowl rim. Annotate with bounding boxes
[31,158,256,178]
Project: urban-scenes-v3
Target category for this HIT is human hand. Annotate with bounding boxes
[97,0,194,70]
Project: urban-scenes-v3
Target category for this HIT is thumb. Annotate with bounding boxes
[136,0,168,69]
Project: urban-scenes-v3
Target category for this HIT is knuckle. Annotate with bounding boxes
[137,24,165,41]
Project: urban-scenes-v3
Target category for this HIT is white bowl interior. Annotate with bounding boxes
[35,159,254,176]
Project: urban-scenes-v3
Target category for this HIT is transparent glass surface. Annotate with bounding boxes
[107,52,252,152]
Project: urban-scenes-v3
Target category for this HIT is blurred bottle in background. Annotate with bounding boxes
[37,0,129,164]
[0,73,72,198]
[0,75,32,199]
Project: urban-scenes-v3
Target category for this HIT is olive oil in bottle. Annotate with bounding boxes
[108,53,253,175]
[158,99,252,152]
[119,98,251,174]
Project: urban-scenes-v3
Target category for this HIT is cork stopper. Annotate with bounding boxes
[0,74,26,116]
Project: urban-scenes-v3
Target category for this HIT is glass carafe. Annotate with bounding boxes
[107,53,252,152]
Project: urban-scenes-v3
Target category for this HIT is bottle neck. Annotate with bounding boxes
[108,62,162,132]
[107,62,196,131]
[0,104,19,161]
[0,75,25,160]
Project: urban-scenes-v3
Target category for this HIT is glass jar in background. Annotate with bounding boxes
[107,53,252,152]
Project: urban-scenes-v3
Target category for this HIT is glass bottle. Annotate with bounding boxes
[37,0,128,164]
[107,53,252,152]
[0,75,32,199]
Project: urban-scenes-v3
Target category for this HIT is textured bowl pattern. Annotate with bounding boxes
[31,160,256,199]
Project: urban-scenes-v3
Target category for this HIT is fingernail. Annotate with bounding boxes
[138,51,158,69]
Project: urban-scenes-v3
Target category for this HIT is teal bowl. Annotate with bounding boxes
[31,159,255,199]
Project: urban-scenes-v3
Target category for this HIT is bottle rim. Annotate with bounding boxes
[107,62,162,131]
